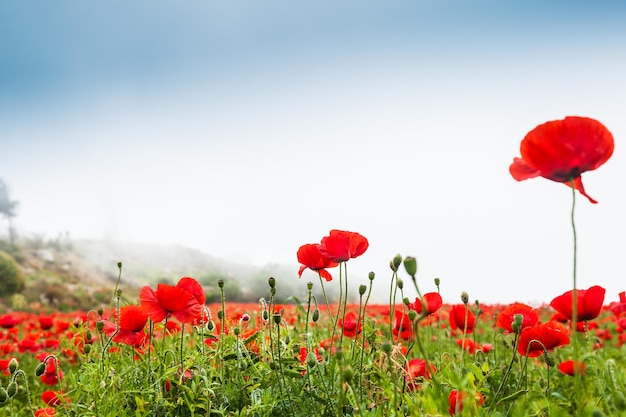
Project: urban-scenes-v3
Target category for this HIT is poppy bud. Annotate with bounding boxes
[342,366,354,382]
[368,272,375,281]
[390,254,402,272]
[234,327,241,336]
[262,310,269,321]
[543,350,556,367]
[218,310,224,320]
[117,261,122,268]
[614,391,626,411]
[591,410,608,417]
[84,344,91,354]
[307,282,313,291]
[397,278,404,290]
[306,352,318,368]
[382,341,393,354]
[6,382,17,398]
[96,321,104,332]
[403,297,410,306]
[268,277,276,288]
[403,256,417,277]
[312,309,320,322]
[335,347,343,361]
[434,277,440,286]
[218,279,225,288]
[116,289,122,297]
[8,358,18,374]
[408,310,418,322]
[35,362,46,377]
[272,314,281,325]
[461,292,469,305]
[207,320,215,331]
[0,387,7,404]
[359,285,367,296]
[86,330,93,342]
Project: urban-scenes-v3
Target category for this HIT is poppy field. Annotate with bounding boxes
[1,116,625,416]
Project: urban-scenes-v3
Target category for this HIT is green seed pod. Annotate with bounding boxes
[0,387,8,403]
[272,314,282,325]
[312,309,320,322]
[306,352,318,368]
[614,391,626,411]
[207,320,215,331]
[434,277,440,286]
[218,279,225,288]
[117,261,122,268]
[342,366,354,382]
[8,358,18,374]
[408,310,418,322]
[359,285,367,296]
[307,281,313,291]
[35,362,47,377]
[335,347,344,361]
[6,382,17,398]
[543,350,556,367]
[268,277,276,288]
[96,321,105,332]
[262,310,269,321]
[397,278,404,290]
[217,310,224,320]
[83,344,92,354]
[403,256,417,277]
[234,327,241,336]
[381,341,393,354]
[86,329,93,342]
[461,291,469,305]
[368,272,375,281]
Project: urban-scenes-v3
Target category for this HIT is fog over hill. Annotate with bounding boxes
[71,239,339,304]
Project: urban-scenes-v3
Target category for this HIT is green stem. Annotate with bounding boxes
[569,181,581,407]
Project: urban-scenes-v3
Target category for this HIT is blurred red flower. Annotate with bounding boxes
[409,292,443,316]
[405,358,436,390]
[297,243,339,282]
[392,311,412,340]
[448,389,485,415]
[40,357,64,386]
[140,277,205,323]
[317,229,369,263]
[337,311,361,338]
[509,116,614,203]
[550,285,606,322]
[34,408,55,417]
[449,305,475,334]
[496,303,539,333]
[558,359,586,376]
[517,321,570,357]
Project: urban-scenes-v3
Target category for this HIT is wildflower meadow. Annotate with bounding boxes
[0,116,625,416]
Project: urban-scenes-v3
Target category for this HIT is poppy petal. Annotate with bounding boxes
[139,286,168,323]
[509,157,541,181]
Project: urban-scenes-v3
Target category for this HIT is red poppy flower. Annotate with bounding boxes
[38,316,55,330]
[42,390,69,406]
[409,292,443,316]
[517,321,570,357]
[405,358,436,390]
[449,305,476,334]
[392,310,412,340]
[102,305,149,346]
[297,243,339,282]
[317,229,369,262]
[34,408,55,417]
[448,389,485,415]
[558,359,586,376]
[337,311,362,338]
[40,357,64,386]
[496,303,539,333]
[510,116,614,203]
[550,285,606,322]
[140,277,205,324]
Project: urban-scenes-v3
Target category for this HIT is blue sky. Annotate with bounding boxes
[1,1,625,305]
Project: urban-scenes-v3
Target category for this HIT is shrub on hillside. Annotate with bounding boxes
[0,250,25,297]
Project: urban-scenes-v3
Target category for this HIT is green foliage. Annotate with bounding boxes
[0,250,25,297]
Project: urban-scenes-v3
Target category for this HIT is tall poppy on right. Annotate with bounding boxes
[509,116,614,203]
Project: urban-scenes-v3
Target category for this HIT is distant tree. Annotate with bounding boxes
[0,179,18,244]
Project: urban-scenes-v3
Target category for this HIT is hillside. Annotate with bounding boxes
[0,238,330,312]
